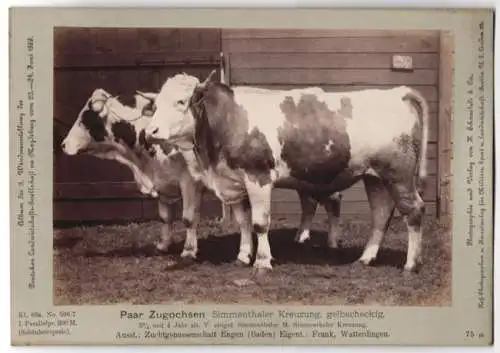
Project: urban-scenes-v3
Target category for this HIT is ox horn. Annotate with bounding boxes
[198,69,217,89]
[136,90,158,101]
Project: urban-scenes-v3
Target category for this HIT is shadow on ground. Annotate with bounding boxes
[72,228,406,269]
[53,217,451,306]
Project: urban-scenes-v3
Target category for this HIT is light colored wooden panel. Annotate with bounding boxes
[223,36,439,53]
[229,53,439,69]
[222,29,440,39]
[231,68,438,85]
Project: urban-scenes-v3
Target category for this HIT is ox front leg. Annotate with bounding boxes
[322,193,343,249]
[244,175,274,275]
[179,177,203,261]
[231,199,253,266]
[358,176,394,266]
[155,200,174,252]
[295,192,317,244]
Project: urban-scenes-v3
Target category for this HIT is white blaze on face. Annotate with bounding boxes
[61,88,111,155]
[62,123,92,155]
[146,73,201,142]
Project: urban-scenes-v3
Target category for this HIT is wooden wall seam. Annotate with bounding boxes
[437,31,454,221]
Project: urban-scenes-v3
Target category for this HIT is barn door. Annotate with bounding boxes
[53,28,222,222]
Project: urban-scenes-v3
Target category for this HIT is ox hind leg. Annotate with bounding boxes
[294,191,318,244]
[358,176,395,265]
[321,193,343,249]
[295,192,342,248]
[387,179,425,272]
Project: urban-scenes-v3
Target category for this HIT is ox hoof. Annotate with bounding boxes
[403,262,422,274]
[294,230,311,244]
[234,259,250,268]
[154,240,170,253]
[251,267,272,278]
[180,249,198,260]
[236,252,252,266]
[358,256,376,266]
[177,256,197,268]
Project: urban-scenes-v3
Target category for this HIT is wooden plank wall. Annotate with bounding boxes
[53,28,221,222]
[222,29,440,219]
[54,28,446,223]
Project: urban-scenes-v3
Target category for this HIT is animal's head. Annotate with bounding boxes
[144,70,218,148]
[61,88,155,156]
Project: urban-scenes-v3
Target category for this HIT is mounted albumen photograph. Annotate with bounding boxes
[53,27,453,307]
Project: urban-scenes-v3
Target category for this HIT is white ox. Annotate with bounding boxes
[144,71,429,275]
[60,87,343,265]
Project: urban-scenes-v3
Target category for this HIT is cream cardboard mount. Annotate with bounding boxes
[9,7,494,346]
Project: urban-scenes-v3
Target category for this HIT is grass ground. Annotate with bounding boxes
[53,215,451,306]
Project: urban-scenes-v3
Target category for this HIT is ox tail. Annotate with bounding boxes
[403,88,430,196]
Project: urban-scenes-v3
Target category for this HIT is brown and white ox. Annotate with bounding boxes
[144,71,429,275]
[60,87,343,265]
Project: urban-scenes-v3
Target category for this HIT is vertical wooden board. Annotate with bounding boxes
[437,32,454,220]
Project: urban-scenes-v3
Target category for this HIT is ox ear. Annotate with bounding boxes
[198,69,217,89]
[136,90,158,102]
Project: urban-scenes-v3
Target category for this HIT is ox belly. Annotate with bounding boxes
[274,172,361,196]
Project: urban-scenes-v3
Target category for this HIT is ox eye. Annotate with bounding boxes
[142,103,156,117]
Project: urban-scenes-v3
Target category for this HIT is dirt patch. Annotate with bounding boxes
[53,216,451,306]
